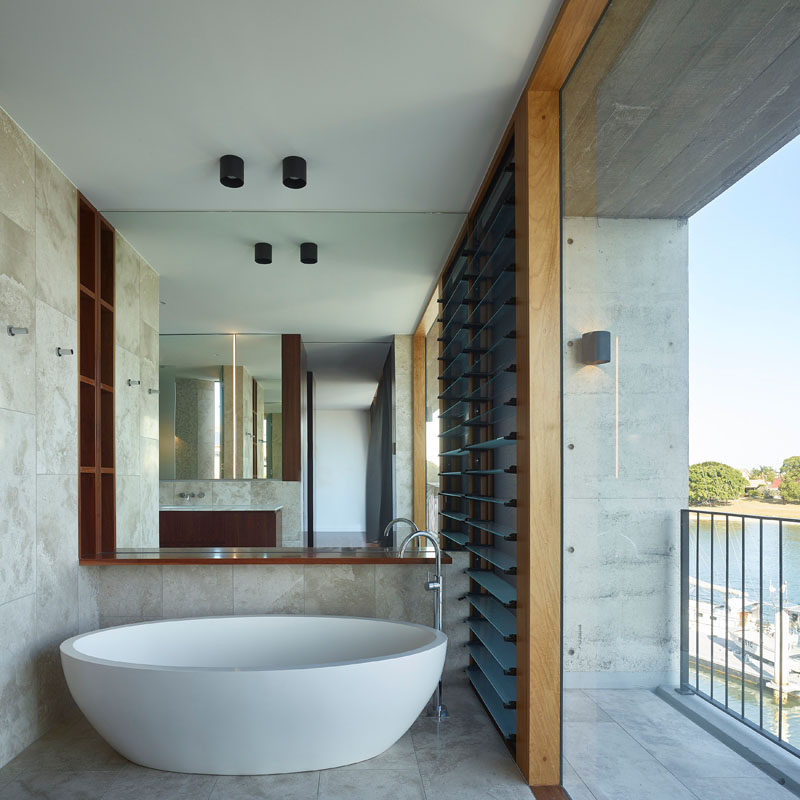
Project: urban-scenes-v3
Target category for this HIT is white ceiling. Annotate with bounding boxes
[0,0,559,399]
[0,0,559,212]
[306,341,392,410]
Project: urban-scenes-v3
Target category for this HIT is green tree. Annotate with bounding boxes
[780,457,800,503]
[688,462,746,505]
[750,465,777,483]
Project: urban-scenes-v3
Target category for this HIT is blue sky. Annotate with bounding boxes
[689,135,800,471]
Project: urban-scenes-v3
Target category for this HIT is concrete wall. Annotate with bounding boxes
[562,217,689,688]
[159,480,303,546]
[113,234,160,549]
[314,409,369,533]
[393,334,414,527]
[79,552,470,681]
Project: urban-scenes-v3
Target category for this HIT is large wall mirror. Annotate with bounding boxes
[158,333,282,481]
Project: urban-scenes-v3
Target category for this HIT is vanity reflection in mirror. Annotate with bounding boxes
[158,334,282,481]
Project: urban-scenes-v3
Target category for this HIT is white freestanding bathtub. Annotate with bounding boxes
[61,615,446,775]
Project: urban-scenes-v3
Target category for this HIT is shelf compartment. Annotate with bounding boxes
[99,222,115,306]
[467,666,516,740]
[468,643,516,706]
[468,619,516,672]
[468,519,517,540]
[468,593,517,640]
[78,201,96,291]
[100,307,114,387]
[441,530,470,546]
[465,434,517,451]
[466,568,516,605]
[79,293,96,381]
[79,382,95,469]
[467,544,516,572]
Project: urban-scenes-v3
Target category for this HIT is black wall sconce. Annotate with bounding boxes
[580,330,611,365]
[219,155,244,188]
[254,242,272,264]
[300,242,317,264]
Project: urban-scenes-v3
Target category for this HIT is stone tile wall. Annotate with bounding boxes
[114,236,160,548]
[0,107,85,767]
[80,552,470,680]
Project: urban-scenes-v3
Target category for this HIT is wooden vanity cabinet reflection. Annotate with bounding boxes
[159,509,280,547]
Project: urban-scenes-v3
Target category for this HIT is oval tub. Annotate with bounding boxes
[61,615,446,775]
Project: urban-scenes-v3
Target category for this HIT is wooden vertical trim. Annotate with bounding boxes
[281,334,302,482]
[412,333,426,529]
[526,0,609,91]
[306,371,315,545]
[515,90,562,786]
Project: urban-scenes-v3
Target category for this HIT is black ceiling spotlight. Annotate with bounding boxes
[283,156,307,189]
[254,242,272,264]
[219,154,244,188]
[300,242,317,264]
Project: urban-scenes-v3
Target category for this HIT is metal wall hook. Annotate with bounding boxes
[147,388,159,394]
[7,326,29,336]
[127,379,141,387]
[56,347,74,357]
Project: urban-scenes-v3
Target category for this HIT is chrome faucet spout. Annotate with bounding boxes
[399,529,448,720]
[382,517,419,547]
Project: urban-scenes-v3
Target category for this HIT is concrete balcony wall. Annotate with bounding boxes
[562,216,689,687]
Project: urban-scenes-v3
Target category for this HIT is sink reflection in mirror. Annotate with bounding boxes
[158,334,281,481]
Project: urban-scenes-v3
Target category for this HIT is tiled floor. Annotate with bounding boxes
[0,681,532,800]
[563,689,797,800]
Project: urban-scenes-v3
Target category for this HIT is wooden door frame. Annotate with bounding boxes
[411,0,609,789]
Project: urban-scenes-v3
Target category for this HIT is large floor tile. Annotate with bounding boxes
[562,759,598,800]
[563,690,612,724]
[0,769,117,799]
[564,721,697,800]
[211,771,319,800]
[417,743,531,800]
[106,763,217,799]
[586,690,764,779]
[0,715,126,776]
[318,769,425,800]
[682,775,796,800]
[334,732,417,770]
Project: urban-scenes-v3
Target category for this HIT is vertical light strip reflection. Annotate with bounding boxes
[615,336,620,479]
[232,333,237,479]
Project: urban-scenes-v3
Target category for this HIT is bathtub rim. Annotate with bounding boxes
[60,614,448,673]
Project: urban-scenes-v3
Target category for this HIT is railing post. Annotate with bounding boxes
[677,509,693,695]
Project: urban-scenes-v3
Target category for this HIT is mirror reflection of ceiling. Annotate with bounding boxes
[159,334,231,380]
[105,212,464,338]
[563,0,800,219]
[307,342,392,410]
[0,0,562,338]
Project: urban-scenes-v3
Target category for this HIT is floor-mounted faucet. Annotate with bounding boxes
[399,530,448,720]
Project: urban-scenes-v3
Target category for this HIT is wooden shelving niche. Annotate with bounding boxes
[78,194,116,557]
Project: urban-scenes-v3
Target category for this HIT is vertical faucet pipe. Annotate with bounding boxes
[399,530,448,719]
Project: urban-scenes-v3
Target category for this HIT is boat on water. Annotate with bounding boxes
[689,578,800,696]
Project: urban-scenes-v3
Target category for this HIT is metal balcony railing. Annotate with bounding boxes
[680,508,800,757]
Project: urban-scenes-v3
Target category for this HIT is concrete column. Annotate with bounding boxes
[562,216,689,688]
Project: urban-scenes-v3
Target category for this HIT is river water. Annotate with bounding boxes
[692,514,800,746]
